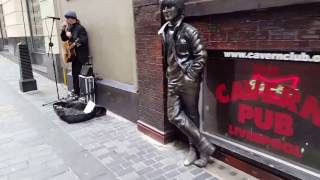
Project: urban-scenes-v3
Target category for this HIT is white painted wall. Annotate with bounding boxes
[56,0,138,90]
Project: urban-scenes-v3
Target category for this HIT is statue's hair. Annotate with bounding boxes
[160,0,185,14]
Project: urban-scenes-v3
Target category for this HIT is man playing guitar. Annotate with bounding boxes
[60,10,89,97]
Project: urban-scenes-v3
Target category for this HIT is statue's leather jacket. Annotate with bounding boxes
[158,17,207,81]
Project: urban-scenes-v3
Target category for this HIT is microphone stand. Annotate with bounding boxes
[42,17,63,106]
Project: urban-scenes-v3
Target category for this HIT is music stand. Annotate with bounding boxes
[42,17,62,106]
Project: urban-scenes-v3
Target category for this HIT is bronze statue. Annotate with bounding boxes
[158,0,216,167]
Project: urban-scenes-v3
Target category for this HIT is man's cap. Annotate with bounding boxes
[64,10,77,19]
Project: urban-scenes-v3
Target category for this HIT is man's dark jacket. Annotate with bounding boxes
[61,23,89,64]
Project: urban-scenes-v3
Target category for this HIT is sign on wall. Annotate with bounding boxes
[202,50,320,172]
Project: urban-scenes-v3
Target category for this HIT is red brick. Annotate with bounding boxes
[139,99,164,113]
[309,41,320,50]
[227,32,249,41]
[257,41,309,51]
[298,30,320,40]
[238,22,257,31]
[259,21,283,31]
[219,23,238,32]
[247,31,269,40]
[207,41,257,50]
[270,31,297,40]
[137,62,163,71]
[210,32,226,41]
[139,109,165,122]
[282,18,313,30]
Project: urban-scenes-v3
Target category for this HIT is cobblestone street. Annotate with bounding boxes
[0,55,255,180]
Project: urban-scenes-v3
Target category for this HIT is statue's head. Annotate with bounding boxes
[160,0,185,23]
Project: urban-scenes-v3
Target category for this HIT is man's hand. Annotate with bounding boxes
[66,31,72,38]
[61,21,67,31]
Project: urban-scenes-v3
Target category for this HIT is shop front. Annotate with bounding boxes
[202,50,320,179]
[134,0,320,180]
[191,2,320,180]
[134,0,320,178]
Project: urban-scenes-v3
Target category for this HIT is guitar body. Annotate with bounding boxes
[63,40,76,64]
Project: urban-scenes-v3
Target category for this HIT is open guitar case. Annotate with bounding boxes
[53,100,106,124]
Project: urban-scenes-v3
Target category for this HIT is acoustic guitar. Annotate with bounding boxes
[63,38,80,64]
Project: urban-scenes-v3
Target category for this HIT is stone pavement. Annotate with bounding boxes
[0,54,256,180]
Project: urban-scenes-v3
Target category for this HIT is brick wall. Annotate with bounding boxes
[186,3,320,51]
[133,0,175,143]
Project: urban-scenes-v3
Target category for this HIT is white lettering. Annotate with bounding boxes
[223,51,320,63]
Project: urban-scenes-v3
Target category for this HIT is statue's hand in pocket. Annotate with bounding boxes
[184,73,196,84]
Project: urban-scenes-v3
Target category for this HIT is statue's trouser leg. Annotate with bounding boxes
[167,85,215,167]
[179,83,200,166]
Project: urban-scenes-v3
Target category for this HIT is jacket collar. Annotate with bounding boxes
[158,16,184,35]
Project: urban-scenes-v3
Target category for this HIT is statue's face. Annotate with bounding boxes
[162,4,178,22]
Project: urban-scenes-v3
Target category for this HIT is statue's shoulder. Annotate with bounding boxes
[181,23,199,35]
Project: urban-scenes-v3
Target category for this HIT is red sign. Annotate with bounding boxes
[202,55,320,171]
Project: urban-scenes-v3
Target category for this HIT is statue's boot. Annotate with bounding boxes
[173,111,216,167]
[193,138,216,168]
[184,143,197,166]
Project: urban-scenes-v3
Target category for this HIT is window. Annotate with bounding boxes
[202,50,320,179]
[27,0,45,52]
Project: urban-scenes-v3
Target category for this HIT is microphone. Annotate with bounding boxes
[47,16,60,20]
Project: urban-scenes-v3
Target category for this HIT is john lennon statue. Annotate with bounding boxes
[158,0,216,167]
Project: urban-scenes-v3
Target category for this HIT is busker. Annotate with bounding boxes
[60,10,89,97]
